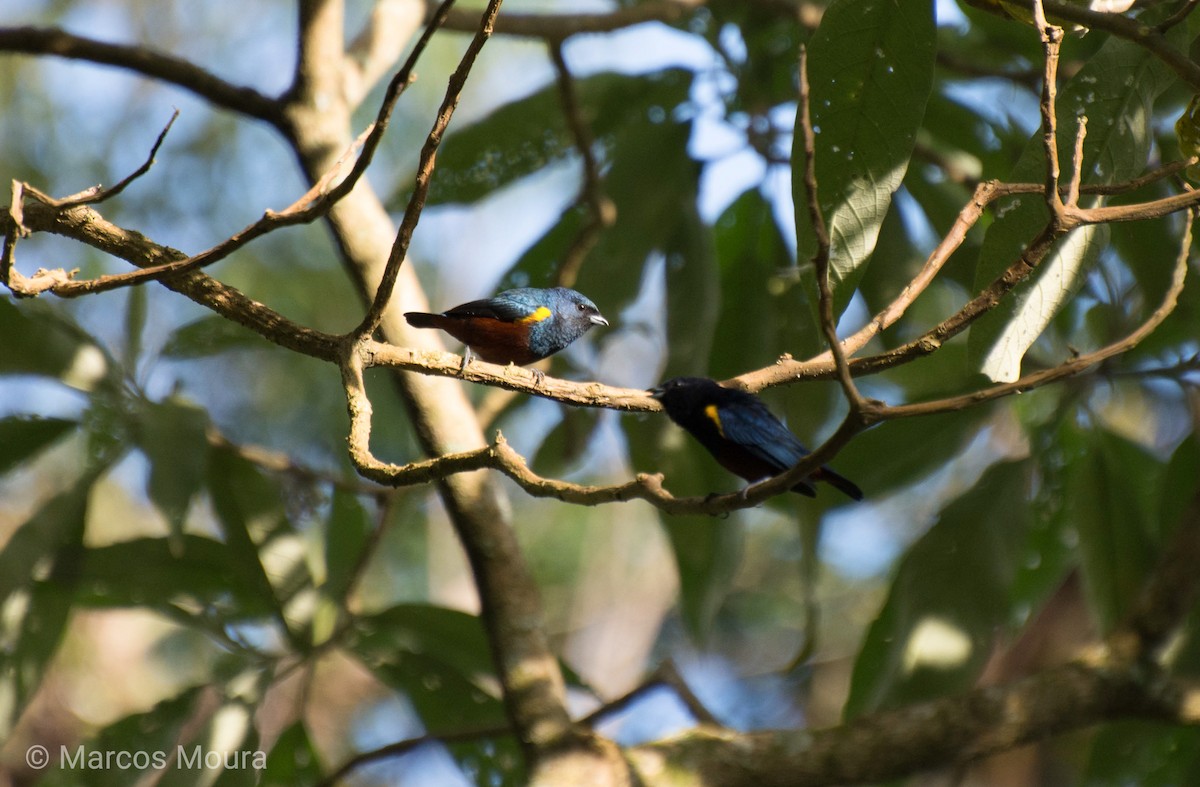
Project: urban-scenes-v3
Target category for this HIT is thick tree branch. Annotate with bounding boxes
[0,26,284,126]
[627,660,1195,787]
[434,0,699,40]
[1040,0,1200,90]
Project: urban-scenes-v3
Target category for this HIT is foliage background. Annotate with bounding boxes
[3,0,1200,784]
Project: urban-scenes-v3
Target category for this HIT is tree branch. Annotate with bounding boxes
[354,0,502,339]
[0,26,284,126]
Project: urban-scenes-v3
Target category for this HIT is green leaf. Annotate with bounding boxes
[0,479,91,608]
[625,412,743,638]
[0,299,91,380]
[161,315,269,358]
[352,606,506,730]
[159,700,264,787]
[352,604,497,681]
[845,459,1032,718]
[369,650,506,730]
[968,23,1182,381]
[322,488,371,604]
[124,283,147,368]
[0,416,77,475]
[446,736,525,787]
[427,70,691,207]
[262,722,323,786]
[832,404,990,497]
[795,0,936,315]
[977,223,1110,382]
[206,451,288,632]
[0,480,89,733]
[1085,722,1200,786]
[1061,423,1165,630]
[504,71,696,309]
[63,688,205,787]
[662,202,721,380]
[136,398,211,546]
[74,536,282,617]
[3,575,80,736]
[530,405,601,479]
[710,189,821,376]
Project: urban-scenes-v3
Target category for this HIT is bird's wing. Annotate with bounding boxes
[714,399,809,472]
[443,296,541,323]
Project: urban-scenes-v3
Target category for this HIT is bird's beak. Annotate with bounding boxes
[648,385,663,399]
[590,314,609,327]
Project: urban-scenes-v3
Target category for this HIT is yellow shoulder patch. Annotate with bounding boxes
[517,306,553,324]
[703,404,725,437]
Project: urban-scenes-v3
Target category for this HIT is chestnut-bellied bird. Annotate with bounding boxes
[650,376,863,501]
[404,287,607,368]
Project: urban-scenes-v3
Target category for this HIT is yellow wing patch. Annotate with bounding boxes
[703,404,725,437]
[517,306,553,324]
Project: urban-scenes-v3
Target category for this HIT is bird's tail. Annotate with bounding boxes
[814,467,863,501]
[404,312,444,329]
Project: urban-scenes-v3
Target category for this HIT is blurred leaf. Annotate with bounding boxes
[427,70,690,207]
[207,451,288,632]
[352,604,497,682]
[262,721,323,786]
[136,397,210,546]
[0,298,90,379]
[447,736,525,787]
[0,477,91,608]
[625,413,743,638]
[323,487,370,604]
[1159,434,1200,537]
[0,415,76,475]
[833,402,989,497]
[124,282,147,369]
[710,189,821,376]
[3,574,79,736]
[74,536,282,617]
[161,315,269,358]
[0,480,88,733]
[706,0,806,113]
[505,70,696,312]
[158,699,263,787]
[662,202,720,380]
[1085,722,1200,786]
[845,459,1032,718]
[370,649,506,730]
[67,687,205,787]
[968,22,1182,381]
[530,405,600,478]
[1061,423,1167,630]
[796,0,936,315]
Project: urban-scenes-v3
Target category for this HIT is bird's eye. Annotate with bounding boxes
[577,303,587,311]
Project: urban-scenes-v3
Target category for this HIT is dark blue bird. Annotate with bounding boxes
[650,376,863,500]
[404,287,607,368]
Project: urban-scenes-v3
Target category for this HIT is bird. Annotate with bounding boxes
[404,287,608,370]
[649,376,863,501]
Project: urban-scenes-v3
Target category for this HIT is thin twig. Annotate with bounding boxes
[316,723,514,787]
[880,209,1191,419]
[549,40,614,288]
[355,0,505,339]
[54,109,180,208]
[795,45,865,412]
[1033,0,1065,217]
[2,2,460,300]
[1157,0,1200,32]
